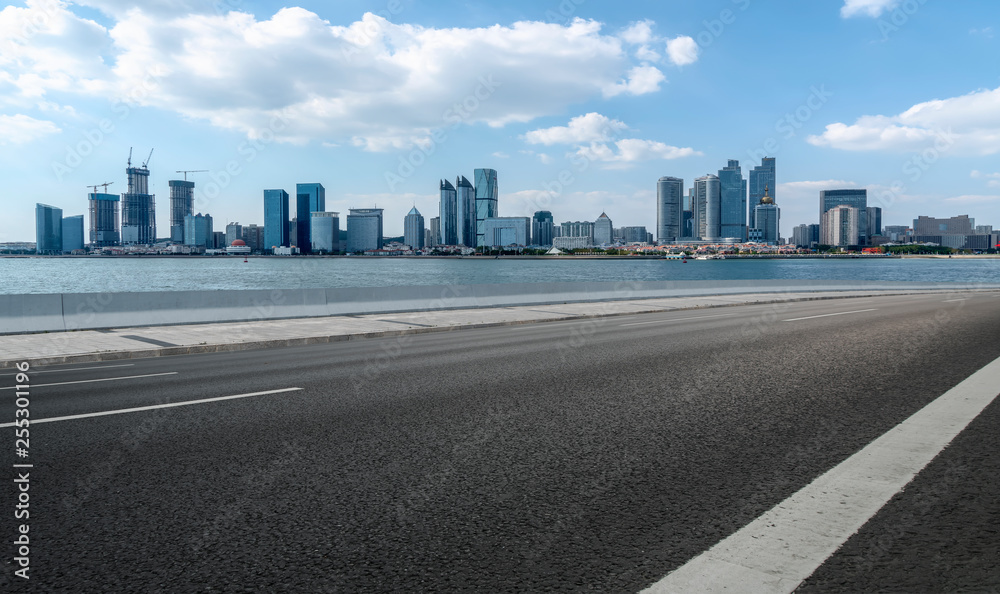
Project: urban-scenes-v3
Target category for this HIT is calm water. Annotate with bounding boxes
[2,256,999,295]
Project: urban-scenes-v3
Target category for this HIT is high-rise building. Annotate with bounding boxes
[748,157,776,230]
[121,162,156,245]
[225,222,243,247]
[482,217,530,247]
[242,224,264,253]
[621,226,650,244]
[212,231,226,250]
[751,187,780,244]
[346,208,383,252]
[62,215,84,253]
[820,189,868,241]
[719,160,747,241]
[184,213,213,248]
[88,193,120,247]
[532,211,554,247]
[913,215,975,236]
[456,176,476,247]
[439,179,458,245]
[404,207,425,250]
[311,212,339,253]
[694,174,721,240]
[168,180,195,243]
[561,221,595,245]
[429,217,441,247]
[474,168,499,247]
[594,212,614,245]
[289,218,298,249]
[822,205,861,246]
[656,176,683,243]
[35,203,62,254]
[792,224,811,248]
[866,207,882,238]
[263,189,290,252]
[295,183,324,254]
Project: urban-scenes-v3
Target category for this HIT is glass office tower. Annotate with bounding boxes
[719,160,747,241]
[35,203,63,254]
[748,157,776,230]
[439,179,458,245]
[474,168,499,247]
[263,189,290,252]
[656,176,683,243]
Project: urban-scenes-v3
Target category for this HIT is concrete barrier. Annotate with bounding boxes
[1,279,996,334]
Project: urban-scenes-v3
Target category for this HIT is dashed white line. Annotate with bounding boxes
[0,363,135,377]
[782,309,878,322]
[621,314,735,327]
[0,372,178,391]
[943,298,968,303]
[640,354,1000,594]
[0,387,304,427]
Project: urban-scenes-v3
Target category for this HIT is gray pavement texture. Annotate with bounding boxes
[1,293,999,592]
[0,288,987,368]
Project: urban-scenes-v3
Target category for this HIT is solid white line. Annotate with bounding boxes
[621,314,734,327]
[0,387,303,427]
[0,372,177,391]
[0,363,135,377]
[782,309,877,322]
[640,354,1000,594]
[943,299,967,303]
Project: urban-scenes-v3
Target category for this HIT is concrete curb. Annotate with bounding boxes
[3,289,987,369]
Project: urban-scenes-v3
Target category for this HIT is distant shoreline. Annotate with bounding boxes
[5,253,999,260]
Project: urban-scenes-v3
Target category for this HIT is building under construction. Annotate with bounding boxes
[168,180,195,242]
[88,193,120,247]
[121,152,156,245]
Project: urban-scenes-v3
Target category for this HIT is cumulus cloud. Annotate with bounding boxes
[0,4,690,151]
[841,0,900,18]
[0,113,61,144]
[944,194,1000,205]
[665,36,699,66]
[808,86,1000,155]
[575,139,699,169]
[524,112,628,145]
[621,19,654,45]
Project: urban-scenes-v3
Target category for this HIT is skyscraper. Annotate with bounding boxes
[88,193,120,247]
[346,208,383,252]
[752,187,780,244]
[35,203,62,254]
[404,207,425,250]
[62,215,84,253]
[439,179,458,245]
[474,168,499,247]
[295,183,324,253]
[263,189,290,252]
[184,213,213,248]
[532,211,554,247]
[594,212,614,245]
[456,176,476,247]
[311,212,339,253]
[121,162,156,245]
[820,189,868,242]
[168,180,194,243]
[748,157,776,229]
[718,160,747,241]
[694,174,721,240]
[822,205,861,246]
[656,176,683,243]
[867,207,882,238]
[429,217,441,247]
[482,217,530,247]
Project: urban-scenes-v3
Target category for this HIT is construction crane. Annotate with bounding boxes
[175,170,208,181]
[87,182,114,195]
[142,148,154,169]
[127,147,133,167]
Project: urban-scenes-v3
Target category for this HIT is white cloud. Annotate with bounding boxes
[0,5,682,151]
[492,151,510,159]
[971,170,1000,179]
[665,36,699,66]
[621,20,654,45]
[840,0,900,18]
[0,113,61,144]
[575,139,700,169]
[944,194,1000,205]
[603,65,666,98]
[808,86,1000,155]
[635,45,661,63]
[524,112,628,145]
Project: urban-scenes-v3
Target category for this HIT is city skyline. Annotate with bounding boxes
[1,1,998,242]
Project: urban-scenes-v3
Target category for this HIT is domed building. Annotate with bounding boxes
[749,186,780,244]
[226,238,252,255]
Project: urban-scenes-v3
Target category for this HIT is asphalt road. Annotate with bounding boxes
[2,292,1000,592]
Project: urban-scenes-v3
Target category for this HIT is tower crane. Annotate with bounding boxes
[175,170,208,181]
[142,148,154,169]
[87,182,114,195]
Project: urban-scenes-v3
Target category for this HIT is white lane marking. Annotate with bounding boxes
[640,354,1000,594]
[0,387,304,427]
[943,298,967,303]
[621,314,735,327]
[0,372,177,391]
[782,309,878,322]
[0,363,135,377]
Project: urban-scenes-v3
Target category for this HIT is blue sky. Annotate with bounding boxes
[1,0,998,241]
